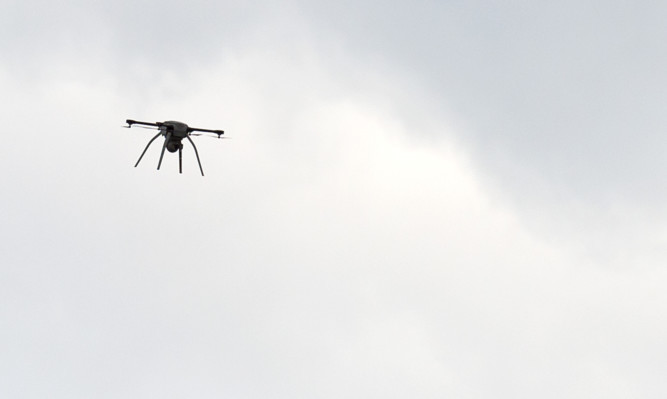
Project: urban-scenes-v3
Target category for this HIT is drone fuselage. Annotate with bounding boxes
[161,121,188,152]
[162,121,189,138]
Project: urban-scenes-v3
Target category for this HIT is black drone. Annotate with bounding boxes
[125,119,225,176]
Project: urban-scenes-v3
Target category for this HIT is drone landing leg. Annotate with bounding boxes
[179,146,183,174]
[186,135,205,177]
[135,132,162,167]
[157,131,172,170]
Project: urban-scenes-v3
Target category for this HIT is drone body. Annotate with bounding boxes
[125,119,225,176]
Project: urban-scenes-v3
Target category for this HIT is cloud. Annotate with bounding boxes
[1,2,667,398]
[290,1,667,265]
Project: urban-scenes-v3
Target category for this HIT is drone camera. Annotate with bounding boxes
[166,140,183,153]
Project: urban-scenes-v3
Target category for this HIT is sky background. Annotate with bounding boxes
[2,1,667,397]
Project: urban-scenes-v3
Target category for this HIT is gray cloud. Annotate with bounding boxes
[287,1,667,263]
[296,1,667,199]
[1,1,667,398]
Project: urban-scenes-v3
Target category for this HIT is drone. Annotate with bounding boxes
[125,119,225,176]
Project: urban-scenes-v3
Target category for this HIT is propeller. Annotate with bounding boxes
[122,124,159,130]
[189,133,230,139]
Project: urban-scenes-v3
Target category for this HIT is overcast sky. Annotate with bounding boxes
[2,1,667,398]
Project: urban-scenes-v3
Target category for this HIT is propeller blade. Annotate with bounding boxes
[190,134,231,139]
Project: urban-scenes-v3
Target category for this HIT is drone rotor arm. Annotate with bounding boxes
[126,119,161,128]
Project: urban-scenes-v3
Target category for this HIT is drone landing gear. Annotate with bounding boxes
[134,132,205,176]
[186,135,205,177]
[157,131,172,171]
[134,132,162,168]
